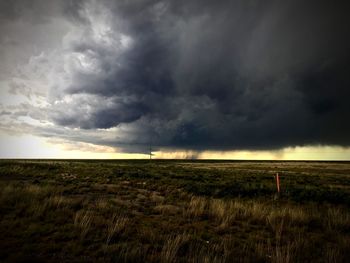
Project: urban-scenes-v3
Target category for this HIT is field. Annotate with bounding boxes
[0,160,350,262]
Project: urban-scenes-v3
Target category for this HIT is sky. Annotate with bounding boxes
[0,0,350,160]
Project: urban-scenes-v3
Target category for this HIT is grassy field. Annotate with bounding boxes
[0,160,349,262]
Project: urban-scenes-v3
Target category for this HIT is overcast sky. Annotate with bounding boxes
[0,0,350,159]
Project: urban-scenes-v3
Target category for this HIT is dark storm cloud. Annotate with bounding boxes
[2,0,350,152]
[51,95,147,129]
[0,0,63,23]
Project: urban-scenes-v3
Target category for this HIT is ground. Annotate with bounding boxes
[0,160,349,262]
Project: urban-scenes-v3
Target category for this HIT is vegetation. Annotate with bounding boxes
[0,160,349,262]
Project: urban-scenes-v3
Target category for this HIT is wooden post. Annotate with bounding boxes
[149,143,152,160]
[276,173,280,193]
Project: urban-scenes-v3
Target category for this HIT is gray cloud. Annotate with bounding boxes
[1,0,350,153]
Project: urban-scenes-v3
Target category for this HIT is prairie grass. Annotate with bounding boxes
[270,242,295,263]
[95,198,110,210]
[324,245,342,263]
[161,234,189,263]
[208,199,269,227]
[48,194,65,209]
[106,213,129,244]
[74,210,93,239]
[185,196,207,218]
[1,160,350,262]
[324,207,350,232]
[151,192,165,204]
[209,198,226,222]
[154,204,181,215]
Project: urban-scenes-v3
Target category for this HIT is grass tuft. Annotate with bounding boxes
[106,213,129,244]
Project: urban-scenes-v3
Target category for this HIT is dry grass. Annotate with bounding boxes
[267,207,311,231]
[1,184,65,218]
[1,160,350,262]
[254,223,299,263]
[207,198,318,231]
[271,242,295,263]
[154,204,181,215]
[74,210,93,239]
[324,207,350,232]
[324,245,342,263]
[95,198,110,211]
[209,199,226,221]
[48,195,66,209]
[208,199,270,227]
[150,192,165,204]
[185,196,207,218]
[161,234,189,263]
[106,213,129,244]
[270,218,293,263]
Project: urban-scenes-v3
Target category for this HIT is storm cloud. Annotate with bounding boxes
[1,0,350,153]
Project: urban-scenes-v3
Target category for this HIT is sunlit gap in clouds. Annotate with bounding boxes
[0,133,349,160]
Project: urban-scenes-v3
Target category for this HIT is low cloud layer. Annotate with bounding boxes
[1,0,350,153]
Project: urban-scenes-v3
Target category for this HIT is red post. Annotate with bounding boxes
[276,173,280,193]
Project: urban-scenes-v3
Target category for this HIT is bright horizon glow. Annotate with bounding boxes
[0,133,349,160]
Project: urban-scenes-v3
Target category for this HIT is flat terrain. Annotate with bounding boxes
[0,160,349,262]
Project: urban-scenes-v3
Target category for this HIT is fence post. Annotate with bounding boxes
[276,173,280,193]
